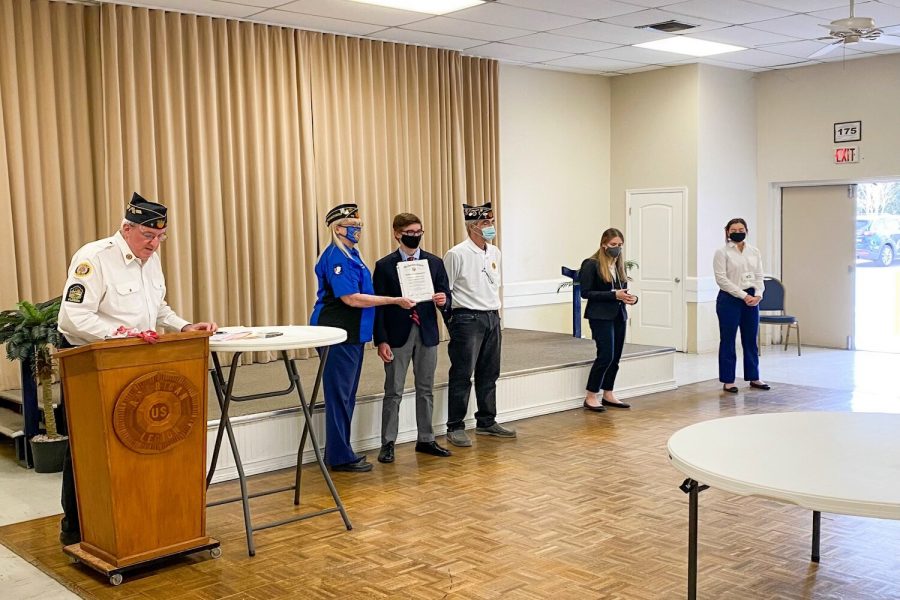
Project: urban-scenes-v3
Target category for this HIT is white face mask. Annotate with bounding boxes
[480,225,496,241]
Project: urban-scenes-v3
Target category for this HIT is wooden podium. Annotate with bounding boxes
[56,332,219,585]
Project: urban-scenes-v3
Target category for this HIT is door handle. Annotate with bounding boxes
[674,277,681,283]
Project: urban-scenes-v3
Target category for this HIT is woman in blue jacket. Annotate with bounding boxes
[311,204,414,472]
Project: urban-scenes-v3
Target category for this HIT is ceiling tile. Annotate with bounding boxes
[748,0,847,11]
[461,42,570,62]
[666,0,792,25]
[811,2,900,27]
[589,45,689,63]
[403,16,533,41]
[602,8,731,34]
[705,48,810,67]
[694,24,801,46]
[542,54,644,71]
[497,0,643,20]
[745,13,831,38]
[276,0,428,27]
[366,28,485,50]
[529,63,616,75]
[219,0,290,8]
[668,56,756,69]
[618,64,667,73]
[762,39,864,58]
[618,0,688,7]
[551,20,669,45]
[250,9,385,34]
[448,2,587,31]
[135,0,260,18]
[504,32,619,53]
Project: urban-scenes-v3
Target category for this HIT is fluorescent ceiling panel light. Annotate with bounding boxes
[347,0,486,15]
[634,37,745,57]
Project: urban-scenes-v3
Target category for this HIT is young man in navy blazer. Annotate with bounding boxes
[373,213,453,463]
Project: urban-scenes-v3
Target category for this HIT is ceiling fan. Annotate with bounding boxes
[809,0,900,58]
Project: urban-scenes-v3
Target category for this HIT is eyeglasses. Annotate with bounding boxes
[400,229,424,237]
[138,226,168,242]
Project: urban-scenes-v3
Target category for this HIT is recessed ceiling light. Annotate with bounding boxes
[634,37,745,57]
[347,0,488,15]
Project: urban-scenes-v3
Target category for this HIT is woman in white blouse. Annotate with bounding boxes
[713,218,770,393]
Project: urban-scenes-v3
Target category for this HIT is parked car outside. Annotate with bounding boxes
[857,214,900,267]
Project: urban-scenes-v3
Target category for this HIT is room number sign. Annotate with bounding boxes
[833,121,861,143]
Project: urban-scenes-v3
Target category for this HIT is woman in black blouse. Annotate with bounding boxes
[579,228,638,412]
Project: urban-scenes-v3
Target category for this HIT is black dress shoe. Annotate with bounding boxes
[583,400,606,412]
[59,530,81,546]
[331,458,373,472]
[601,399,631,409]
[749,382,771,390]
[415,441,452,457]
[722,385,739,394]
[378,442,395,463]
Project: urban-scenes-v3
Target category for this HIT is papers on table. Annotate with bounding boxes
[212,330,284,341]
[396,259,434,303]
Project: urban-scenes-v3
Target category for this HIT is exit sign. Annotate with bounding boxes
[834,147,859,164]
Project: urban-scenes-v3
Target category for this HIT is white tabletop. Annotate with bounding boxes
[668,412,900,520]
[209,325,347,353]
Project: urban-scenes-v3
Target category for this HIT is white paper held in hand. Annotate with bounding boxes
[396,259,435,303]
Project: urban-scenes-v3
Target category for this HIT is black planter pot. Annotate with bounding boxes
[30,437,68,473]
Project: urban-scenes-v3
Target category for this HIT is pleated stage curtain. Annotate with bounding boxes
[0,0,499,389]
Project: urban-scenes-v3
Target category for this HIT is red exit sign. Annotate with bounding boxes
[834,146,859,164]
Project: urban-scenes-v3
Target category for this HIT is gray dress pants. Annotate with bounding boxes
[381,325,438,444]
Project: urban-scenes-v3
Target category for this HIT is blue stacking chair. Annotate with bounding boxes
[758,276,800,356]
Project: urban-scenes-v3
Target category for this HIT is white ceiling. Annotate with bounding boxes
[111,0,900,74]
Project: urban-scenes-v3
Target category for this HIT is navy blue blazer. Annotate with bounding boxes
[373,249,451,348]
[579,258,628,321]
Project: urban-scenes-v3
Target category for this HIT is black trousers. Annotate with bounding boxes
[586,316,627,393]
[58,339,79,539]
[446,309,501,431]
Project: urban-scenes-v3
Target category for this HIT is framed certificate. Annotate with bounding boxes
[396,259,434,303]
[833,121,861,143]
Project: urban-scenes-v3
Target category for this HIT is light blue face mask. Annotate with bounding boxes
[480,225,497,241]
[343,225,362,243]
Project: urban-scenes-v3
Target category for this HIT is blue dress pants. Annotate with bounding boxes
[320,342,365,466]
[716,289,760,383]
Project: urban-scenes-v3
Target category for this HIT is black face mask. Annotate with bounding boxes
[729,232,746,243]
[605,246,622,258]
[400,234,422,249]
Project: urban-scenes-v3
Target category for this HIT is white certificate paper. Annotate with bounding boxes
[396,259,434,303]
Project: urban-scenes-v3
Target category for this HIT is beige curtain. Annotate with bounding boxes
[0,1,499,390]
[0,0,99,390]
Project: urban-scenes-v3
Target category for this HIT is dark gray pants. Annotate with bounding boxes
[446,309,501,431]
[381,325,438,444]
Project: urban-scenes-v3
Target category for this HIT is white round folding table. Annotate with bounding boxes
[668,411,900,599]
[206,325,348,556]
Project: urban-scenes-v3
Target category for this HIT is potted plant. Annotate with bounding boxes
[0,297,67,472]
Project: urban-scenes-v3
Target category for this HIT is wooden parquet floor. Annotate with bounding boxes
[2,380,900,600]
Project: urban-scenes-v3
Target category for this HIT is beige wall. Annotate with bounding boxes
[756,54,900,267]
[609,64,699,243]
[694,65,758,352]
[499,65,611,334]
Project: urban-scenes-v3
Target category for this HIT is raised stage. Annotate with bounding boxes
[0,329,675,483]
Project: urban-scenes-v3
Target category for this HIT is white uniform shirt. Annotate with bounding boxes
[444,238,502,311]
[58,232,189,345]
[713,241,765,300]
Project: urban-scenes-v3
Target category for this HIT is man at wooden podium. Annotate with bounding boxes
[56,192,217,546]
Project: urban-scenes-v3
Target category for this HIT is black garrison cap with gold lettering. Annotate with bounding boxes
[125,192,168,229]
[325,203,360,226]
[462,202,493,222]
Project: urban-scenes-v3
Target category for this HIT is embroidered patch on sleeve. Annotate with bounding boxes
[65,283,85,304]
[73,261,93,279]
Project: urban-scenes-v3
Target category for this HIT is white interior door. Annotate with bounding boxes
[781,185,855,349]
[626,189,685,350]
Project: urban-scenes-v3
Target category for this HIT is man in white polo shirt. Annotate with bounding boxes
[443,202,516,447]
